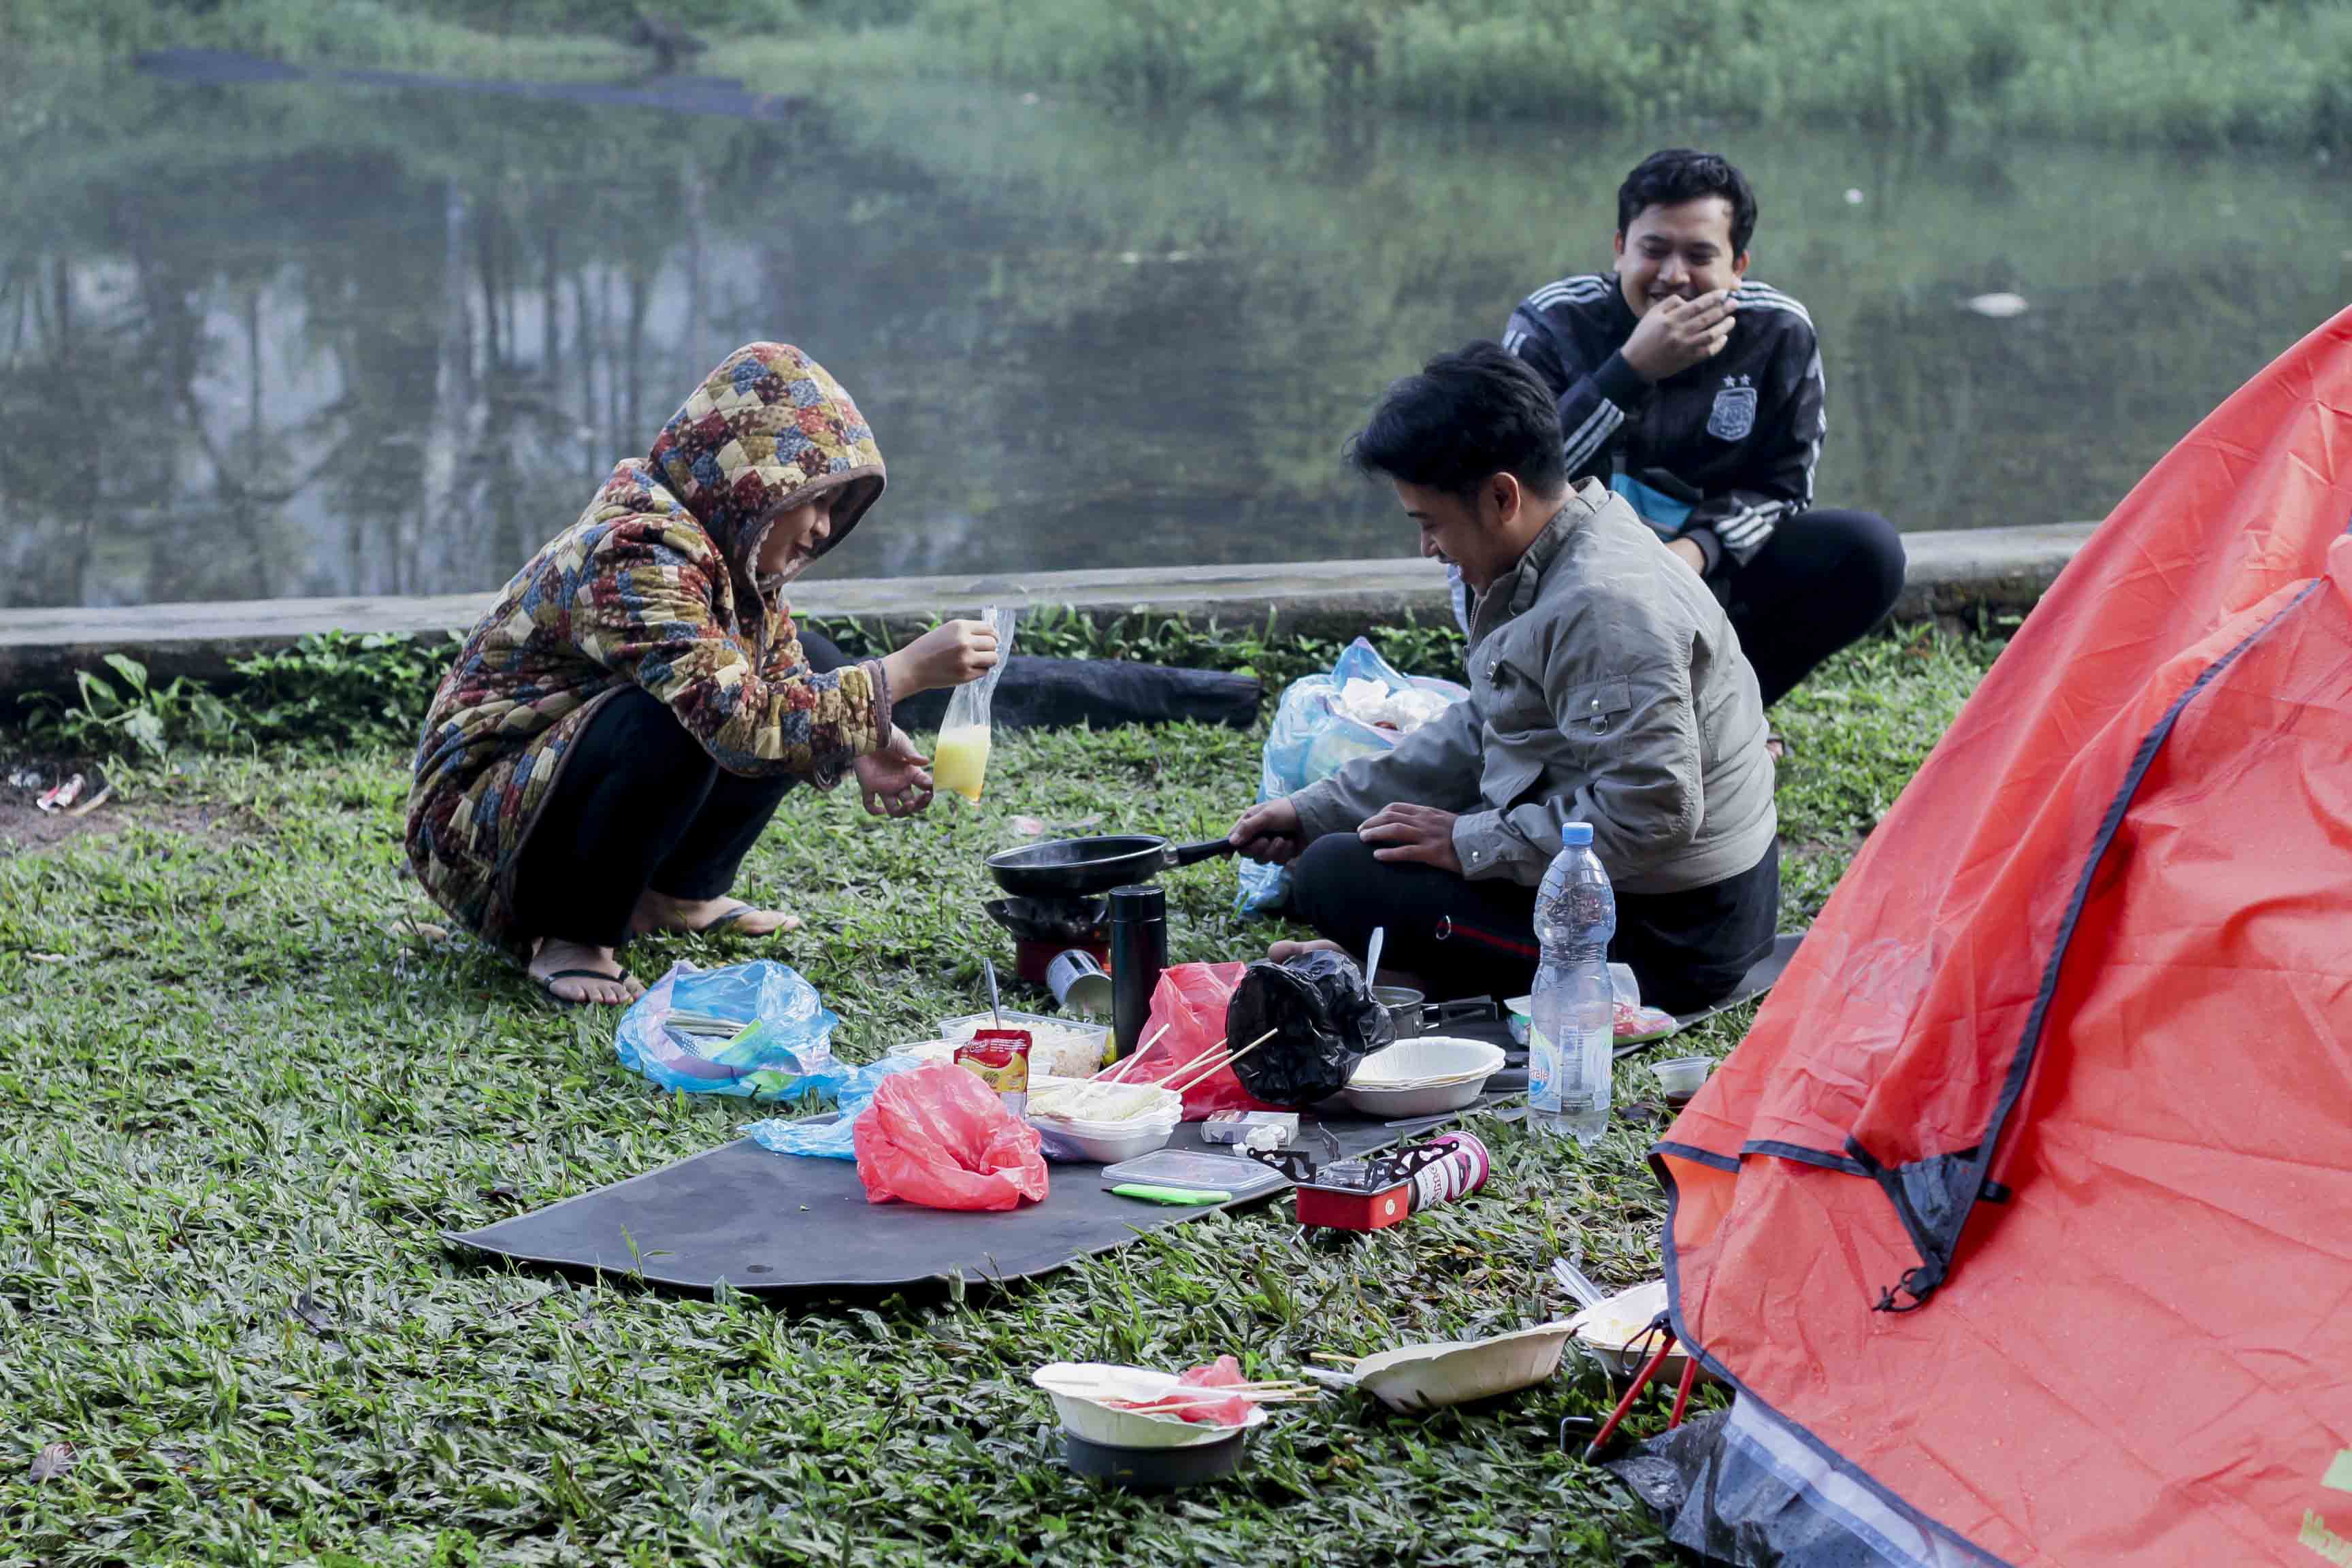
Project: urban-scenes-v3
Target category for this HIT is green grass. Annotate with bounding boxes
[0,625,1996,1565]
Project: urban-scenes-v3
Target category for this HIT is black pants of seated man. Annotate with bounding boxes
[1718,509,1906,708]
[1286,834,1780,1017]
[510,686,801,951]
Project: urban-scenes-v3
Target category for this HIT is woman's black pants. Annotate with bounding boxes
[510,687,795,949]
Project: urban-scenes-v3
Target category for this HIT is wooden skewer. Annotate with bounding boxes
[1165,1028,1279,1094]
[1111,1388,1323,1409]
[1099,1024,1172,1083]
[1169,1028,1279,1093]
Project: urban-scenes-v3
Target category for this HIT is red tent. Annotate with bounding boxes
[1651,308,2352,1566]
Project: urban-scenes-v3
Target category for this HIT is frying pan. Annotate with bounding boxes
[985,834,1237,899]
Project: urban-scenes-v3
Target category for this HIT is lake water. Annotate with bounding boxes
[3,52,2345,609]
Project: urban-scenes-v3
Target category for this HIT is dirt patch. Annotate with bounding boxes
[0,760,258,854]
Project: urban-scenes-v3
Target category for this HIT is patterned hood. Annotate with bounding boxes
[647,342,885,602]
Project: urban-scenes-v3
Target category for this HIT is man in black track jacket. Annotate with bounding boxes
[1496,148,1905,712]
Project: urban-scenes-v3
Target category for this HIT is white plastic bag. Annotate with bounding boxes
[934,604,1017,802]
[1235,638,1468,914]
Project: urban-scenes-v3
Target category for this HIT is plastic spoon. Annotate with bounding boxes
[1552,1256,1611,1313]
[982,954,1002,1030]
[1364,926,1386,987]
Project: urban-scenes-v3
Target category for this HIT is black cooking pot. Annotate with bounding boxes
[985,834,1237,900]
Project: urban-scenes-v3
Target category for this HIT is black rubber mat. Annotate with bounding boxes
[447,934,1798,1297]
[446,1083,1518,1297]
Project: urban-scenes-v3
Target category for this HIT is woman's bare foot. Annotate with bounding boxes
[529,938,642,1006]
[629,890,802,939]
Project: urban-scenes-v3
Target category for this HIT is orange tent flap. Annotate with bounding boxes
[1659,310,2352,1566]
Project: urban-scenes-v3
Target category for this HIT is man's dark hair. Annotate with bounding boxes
[1616,148,1757,257]
[1348,342,1566,500]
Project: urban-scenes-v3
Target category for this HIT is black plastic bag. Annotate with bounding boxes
[1222,951,1396,1106]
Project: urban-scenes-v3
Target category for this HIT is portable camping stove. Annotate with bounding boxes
[983,896,1111,987]
[1250,1141,1457,1233]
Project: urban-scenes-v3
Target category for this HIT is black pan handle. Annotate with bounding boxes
[1169,837,1240,868]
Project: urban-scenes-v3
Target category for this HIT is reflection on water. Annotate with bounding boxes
[1,56,2345,609]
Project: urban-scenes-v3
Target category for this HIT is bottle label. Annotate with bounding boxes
[1529,1026,1561,1111]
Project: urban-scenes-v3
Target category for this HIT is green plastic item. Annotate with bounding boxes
[1110,1183,1232,1207]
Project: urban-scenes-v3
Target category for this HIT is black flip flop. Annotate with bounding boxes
[536,966,639,1006]
[689,903,799,938]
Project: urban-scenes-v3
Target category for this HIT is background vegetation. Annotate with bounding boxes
[14,0,2351,148]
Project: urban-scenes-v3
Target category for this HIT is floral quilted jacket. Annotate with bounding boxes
[404,342,892,958]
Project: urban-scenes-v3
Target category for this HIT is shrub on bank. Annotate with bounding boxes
[4,612,1472,763]
[916,0,2351,148]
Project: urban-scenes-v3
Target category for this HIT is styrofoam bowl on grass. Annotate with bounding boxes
[1032,1362,1269,1449]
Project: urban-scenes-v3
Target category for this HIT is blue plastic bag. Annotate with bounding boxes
[741,1056,928,1159]
[1235,638,1469,915]
[614,959,847,1101]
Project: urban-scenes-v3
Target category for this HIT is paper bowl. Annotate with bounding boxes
[1346,1323,1577,1413]
[1033,1362,1269,1449]
[1566,1281,1701,1382]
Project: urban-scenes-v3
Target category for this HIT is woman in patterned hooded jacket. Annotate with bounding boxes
[405,342,998,1004]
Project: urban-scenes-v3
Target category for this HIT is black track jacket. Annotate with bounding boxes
[1502,273,1825,575]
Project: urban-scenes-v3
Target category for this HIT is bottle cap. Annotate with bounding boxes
[1107,884,1166,919]
[1561,822,1595,846]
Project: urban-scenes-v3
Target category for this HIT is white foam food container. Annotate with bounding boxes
[1338,1036,1506,1117]
[1028,1117,1179,1164]
[1032,1362,1269,1449]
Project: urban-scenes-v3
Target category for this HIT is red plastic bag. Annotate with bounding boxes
[852,1062,1049,1211]
[1104,963,1283,1120]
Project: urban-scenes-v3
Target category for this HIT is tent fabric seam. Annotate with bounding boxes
[1875,574,2329,1310]
[1740,1138,1873,1177]
[1649,1149,2021,1568]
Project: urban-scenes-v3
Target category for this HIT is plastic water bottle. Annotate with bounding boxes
[1528,823,1616,1144]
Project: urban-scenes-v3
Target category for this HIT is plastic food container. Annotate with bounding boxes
[1505,996,1532,1046]
[938,1011,1112,1079]
[1652,1056,1712,1109]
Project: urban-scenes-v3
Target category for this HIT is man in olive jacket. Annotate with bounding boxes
[1228,342,1778,1013]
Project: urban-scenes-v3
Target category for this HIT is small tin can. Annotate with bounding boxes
[1046,949,1115,1017]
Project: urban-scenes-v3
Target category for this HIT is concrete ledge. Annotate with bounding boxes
[0,523,2095,695]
